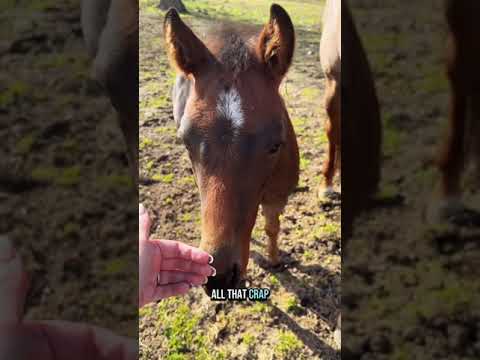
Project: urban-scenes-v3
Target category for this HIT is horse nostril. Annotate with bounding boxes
[202,264,242,296]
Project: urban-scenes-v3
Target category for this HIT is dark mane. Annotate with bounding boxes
[205,24,259,75]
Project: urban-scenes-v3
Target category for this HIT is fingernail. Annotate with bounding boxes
[139,203,146,215]
[203,277,208,285]
[210,266,216,277]
[0,236,14,261]
[208,255,214,264]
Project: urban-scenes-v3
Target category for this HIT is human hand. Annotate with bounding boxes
[0,236,137,360]
[139,204,215,307]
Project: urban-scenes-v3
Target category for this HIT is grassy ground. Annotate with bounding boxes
[139,0,340,359]
[345,2,480,359]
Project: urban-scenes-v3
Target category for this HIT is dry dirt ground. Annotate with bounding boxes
[139,1,340,359]
[345,1,480,359]
[1,1,137,337]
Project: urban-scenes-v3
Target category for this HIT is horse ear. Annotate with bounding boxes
[257,4,295,81]
[164,8,211,77]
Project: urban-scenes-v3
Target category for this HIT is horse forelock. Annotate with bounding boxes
[205,26,259,76]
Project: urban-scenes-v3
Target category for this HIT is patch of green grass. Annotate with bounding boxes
[303,250,315,261]
[140,0,162,15]
[140,137,154,150]
[313,129,328,146]
[269,274,280,287]
[249,302,270,315]
[179,176,196,186]
[63,222,81,238]
[376,183,401,203]
[155,299,224,359]
[38,53,90,75]
[99,174,134,189]
[383,127,405,157]
[251,226,264,241]
[321,222,340,236]
[155,126,176,136]
[0,0,16,12]
[140,93,170,111]
[145,160,155,172]
[104,258,127,275]
[276,294,303,315]
[164,197,174,205]
[361,33,398,53]
[16,133,36,154]
[0,81,31,108]
[275,330,303,357]
[391,347,411,360]
[180,212,193,222]
[139,305,153,318]
[39,53,69,68]
[291,117,307,134]
[418,71,448,94]
[241,333,255,346]
[300,157,311,171]
[414,167,436,188]
[28,0,58,11]
[60,139,79,152]
[179,0,323,31]
[152,173,175,183]
[370,51,392,72]
[285,296,302,314]
[31,165,82,186]
[300,87,321,101]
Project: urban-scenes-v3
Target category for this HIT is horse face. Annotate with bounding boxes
[165,5,294,291]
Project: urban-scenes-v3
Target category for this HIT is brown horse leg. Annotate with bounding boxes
[118,111,139,187]
[322,78,340,195]
[429,70,468,222]
[262,203,284,266]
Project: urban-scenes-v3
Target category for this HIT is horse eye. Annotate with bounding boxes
[268,142,283,155]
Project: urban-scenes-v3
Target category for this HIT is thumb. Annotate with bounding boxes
[0,236,29,325]
[139,204,152,243]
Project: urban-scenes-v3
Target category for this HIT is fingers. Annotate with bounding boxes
[0,236,28,325]
[152,282,191,301]
[161,258,215,277]
[0,321,137,360]
[139,203,152,243]
[153,239,212,264]
[156,271,207,286]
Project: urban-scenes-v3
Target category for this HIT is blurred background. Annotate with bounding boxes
[344,1,480,359]
[0,0,137,337]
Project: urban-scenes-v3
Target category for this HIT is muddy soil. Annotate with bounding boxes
[139,2,340,360]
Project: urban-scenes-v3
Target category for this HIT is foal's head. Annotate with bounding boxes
[164,4,295,291]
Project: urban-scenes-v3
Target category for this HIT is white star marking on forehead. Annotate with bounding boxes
[217,87,244,131]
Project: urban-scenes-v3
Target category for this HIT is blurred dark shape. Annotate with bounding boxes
[158,0,188,14]
[340,0,382,240]
[428,0,480,225]
[81,0,139,185]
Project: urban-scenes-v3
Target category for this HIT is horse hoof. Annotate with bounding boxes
[267,259,283,271]
[425,197,480,227]
[320,187,340,201]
